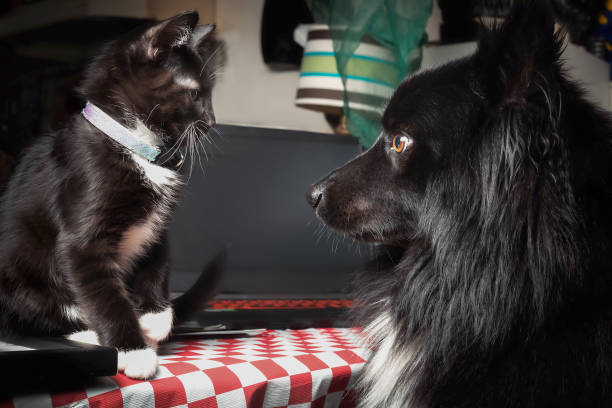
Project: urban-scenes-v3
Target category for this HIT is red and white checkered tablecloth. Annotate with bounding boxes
[2,328,369,408]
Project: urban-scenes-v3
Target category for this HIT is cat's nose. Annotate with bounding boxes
[206,111,216,129]
[306,182,325,209]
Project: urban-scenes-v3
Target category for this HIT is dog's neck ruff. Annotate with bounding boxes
[82,101,161,162]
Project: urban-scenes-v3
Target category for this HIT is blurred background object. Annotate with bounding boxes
[595,0,612,70]
[261,0,314,70]
[303,0,433,147]
[437,0,607,48]
[294,23,399,143]
[551,0,606,47]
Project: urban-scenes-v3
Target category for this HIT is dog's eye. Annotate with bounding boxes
[392,134,412,153]
[189,89,199,101]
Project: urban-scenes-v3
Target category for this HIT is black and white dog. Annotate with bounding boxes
[307,2,612,407]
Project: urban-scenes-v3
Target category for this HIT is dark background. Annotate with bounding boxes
[168,124,372,296]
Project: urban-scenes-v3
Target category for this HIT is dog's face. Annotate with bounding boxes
[307,2,561,247]
[307,61,479,245]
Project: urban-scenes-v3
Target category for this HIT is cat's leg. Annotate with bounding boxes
[139,307,173,347]
[58,244,158,380]
[131,238,174,348]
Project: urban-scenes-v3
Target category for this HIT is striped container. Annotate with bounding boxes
[295,24,398,115]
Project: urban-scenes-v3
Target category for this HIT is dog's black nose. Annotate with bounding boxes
[306,183,324,209]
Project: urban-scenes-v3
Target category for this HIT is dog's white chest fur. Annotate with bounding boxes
[360,309,418,408]
[117,154,181,268]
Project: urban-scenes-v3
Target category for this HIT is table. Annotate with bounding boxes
[2,328,369,408]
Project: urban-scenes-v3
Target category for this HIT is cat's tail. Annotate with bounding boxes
[172,247,227,325]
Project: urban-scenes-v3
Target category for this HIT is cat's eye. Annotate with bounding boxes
[392,134,412,153]
[189,89,199,101]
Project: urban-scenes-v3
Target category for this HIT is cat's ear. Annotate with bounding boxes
[142,11,199,59]
[190,24,226,72]
[190,24,216,50]
[475,1,562,108]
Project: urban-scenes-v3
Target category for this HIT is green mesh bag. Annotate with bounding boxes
[307,0,432,147]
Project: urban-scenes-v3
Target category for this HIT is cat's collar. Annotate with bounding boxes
[82,101,161,163]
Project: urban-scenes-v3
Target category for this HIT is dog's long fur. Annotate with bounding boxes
[307,2,612,407]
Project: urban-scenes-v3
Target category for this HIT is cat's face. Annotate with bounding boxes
[80,11,225,164]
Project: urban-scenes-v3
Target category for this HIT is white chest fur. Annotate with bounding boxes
[360,309,418,408]
[129,120,181,192]
[131,154,181,191]
[118,213,161,267]
[116,154,182,269]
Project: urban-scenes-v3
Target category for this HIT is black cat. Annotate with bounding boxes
[307,2,612,407]
[0,11,225,379]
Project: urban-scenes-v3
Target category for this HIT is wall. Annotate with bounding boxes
[149,0,215,20]
[213,0,331,133]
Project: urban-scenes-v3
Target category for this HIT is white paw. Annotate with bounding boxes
[117,347,158,379]
[67,330,100,345]
[139,307,173,344]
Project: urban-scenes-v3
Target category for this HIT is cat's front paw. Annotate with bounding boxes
[139,307,173,344]
[117,347,158,379]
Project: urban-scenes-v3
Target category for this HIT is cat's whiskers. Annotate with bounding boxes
[159,130,187,165]
[199,46,222,78]
[160,118,214,178]
[186,123,196,181]
[198,135,210,162]
[208,68,224,80]
[188,123,200,180]
[195,120,212,159]
[193,132,205,174]
[209,127,225,150]
[158,121,192,166]
[190,123,204,177]
[145,104,160,124]
[192,121,208,164]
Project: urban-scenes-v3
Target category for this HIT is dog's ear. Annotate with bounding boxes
[475,1,562,108]
[140,11,199,60]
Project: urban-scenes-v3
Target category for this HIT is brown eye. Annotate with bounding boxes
[392,134,412,153]
[189,89,199,101]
